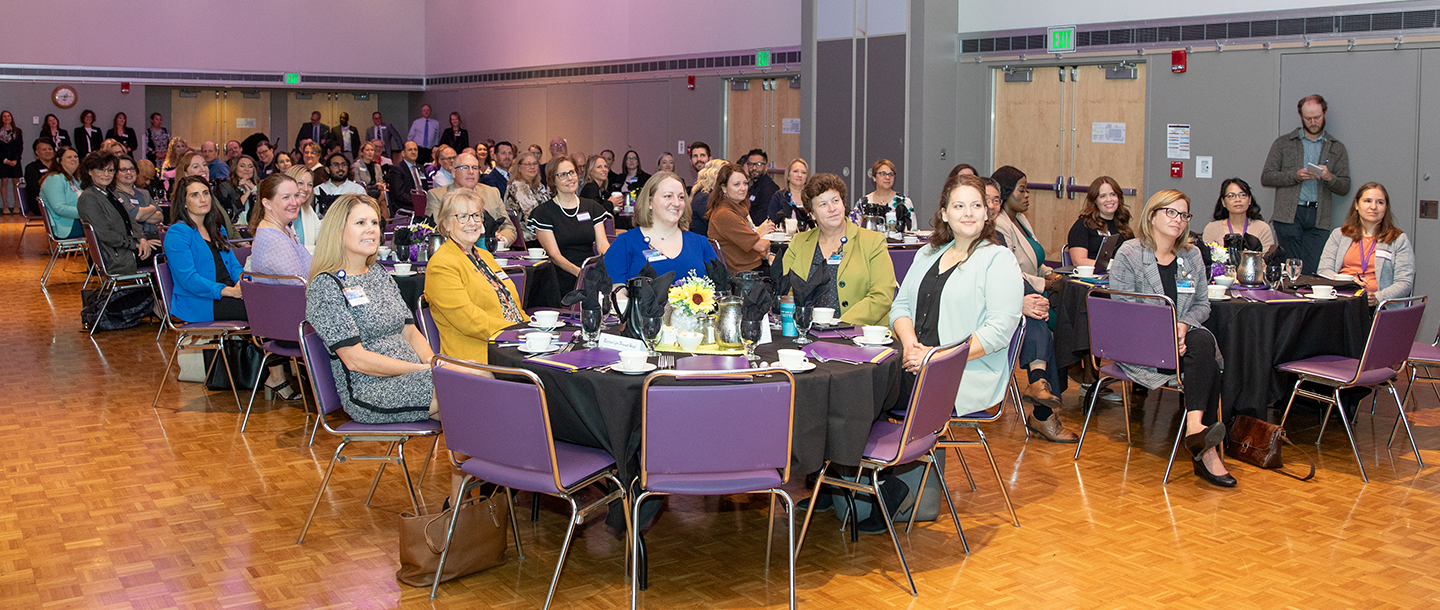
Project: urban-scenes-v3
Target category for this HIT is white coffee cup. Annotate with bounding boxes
[528,247,546,258]
[1313,285,1335,298]
[378,245,392,258]
[812,307,836,325]
[619,350,648,370]
[784,218,798,234]
[862,325,893,343]
[659,326,677,345]
[524,331,554,351]
[777,349,809,369]
[1214,276,1235,287]
[1074,265,1095,277]
[530,310,560,327]
[1208,284,1226,299]
[393,263,412,274]
[677,331,703,351]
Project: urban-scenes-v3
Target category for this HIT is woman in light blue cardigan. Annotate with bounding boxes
[40,146,82,238]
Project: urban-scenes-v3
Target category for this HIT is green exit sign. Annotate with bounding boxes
[284,73,301,84]
[1047,26,1077,54]
[756,49,771,68]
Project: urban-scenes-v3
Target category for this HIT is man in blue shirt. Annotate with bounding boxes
[201,141,230,181]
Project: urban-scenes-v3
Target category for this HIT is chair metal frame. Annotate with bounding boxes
[707,237,727,270]
[236,272,311,433]
[935,323,1025,528]
[1277,296,1427,483]
[1073,288,1195,484]
[1393,319,1440,449]
[78,221,156,336]
[632,367,798,610]
[149,257,250,410]
[16,181,46,251]
[798,341,972,597]
[37,194,89,286]
[428,356,627,607]
[415,293,441,355]
[296,321,442,544]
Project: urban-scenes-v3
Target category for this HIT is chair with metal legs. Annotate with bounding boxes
[149,259,250,409]
[415,294,441,355]
[16,181,47,251]
[1276,297,1427,482]
[1073,288,1196,484]
[429,356,627,607]
[295,322,442,544]
[237,273,310,433]
[798,340,972,597]
[935,323,1025,528]
[38,196,88,286]
[79,222,155,336]
[1393,316,1440,449]
[631,367,798,609]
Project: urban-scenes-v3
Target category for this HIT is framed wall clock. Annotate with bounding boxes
[52,85,78,109]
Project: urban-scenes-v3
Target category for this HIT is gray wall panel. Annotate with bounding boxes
[815,38,856,190]
[864,34,908,196]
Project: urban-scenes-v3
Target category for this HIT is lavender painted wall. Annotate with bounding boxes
[424,0,802,74]
[0,0,425,76]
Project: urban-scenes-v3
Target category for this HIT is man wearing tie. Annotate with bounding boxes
[295,111,328,152]
[367,112,404,164]
[383,141,428,217]
[408,104,440,165]
[330,112,363,161]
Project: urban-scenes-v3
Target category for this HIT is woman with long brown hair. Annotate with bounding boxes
[1066,175,1134,266]
[1318,181,1414,305]
[706,163,776,272]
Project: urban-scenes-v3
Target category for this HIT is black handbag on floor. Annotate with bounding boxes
[204,336,266,391]
[81,285,156,332]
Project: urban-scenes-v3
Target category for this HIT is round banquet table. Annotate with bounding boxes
[1052,278,1374,420]
[387,258,556,310]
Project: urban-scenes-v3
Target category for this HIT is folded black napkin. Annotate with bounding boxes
[894,200,913,231]
[786,265,831,309]
[637,271,675,319]
[561,256,611,310]
[638,262,657,280]
[742,281,774,322]
[705,258,732,296]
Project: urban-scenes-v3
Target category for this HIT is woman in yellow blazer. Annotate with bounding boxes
[425,188,526,363]
[781,173,896,326]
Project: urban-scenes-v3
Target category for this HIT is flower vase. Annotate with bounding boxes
[409,244,420,262]
[671,310,707,335]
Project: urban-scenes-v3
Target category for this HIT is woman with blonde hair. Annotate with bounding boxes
[687,158,728,236]
[284,164,322,247]
[603,171,718,281]
[767,158,812,227]
[305,194,435,424]
[424,188,525,363]
[504,149,549,243]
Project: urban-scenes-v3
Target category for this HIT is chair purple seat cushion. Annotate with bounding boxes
[180,320,248,332]
[461,441,615,493]
[1278,354,1397,386]
[863,420,937,464]
[1099,362,1136,383]
[334,419,443,434]
[1409,342,1440,364]
[644,470,784,495]
[262,340,303,358]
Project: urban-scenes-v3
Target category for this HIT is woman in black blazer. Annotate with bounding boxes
[438,111,469,152]
[105,112,138,153]
[73,109,104,156]
[40,114,71,149]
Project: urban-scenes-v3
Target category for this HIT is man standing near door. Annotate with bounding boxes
[331,112,363,161]
[295,111,328,152]
[408,104,439,165]
[368,112,404,163]
[1261,94,1351,274]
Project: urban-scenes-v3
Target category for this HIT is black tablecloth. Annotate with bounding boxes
[488,334,901,488]
[391,261,556,310]
[1052,279,1374,420]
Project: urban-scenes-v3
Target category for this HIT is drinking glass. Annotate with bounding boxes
[792,305,815,345]
[638,314,664,356]
[581,307,603,348]
[740,319,763,362]
[1285,258,1303,289]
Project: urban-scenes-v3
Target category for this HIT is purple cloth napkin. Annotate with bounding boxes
[801,341,896,363]
[811,326,857,340]
[525,347,622,371]
[379,259,428,268]
[491,329,576,343]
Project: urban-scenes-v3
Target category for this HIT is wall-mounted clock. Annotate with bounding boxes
[52,85,77,109]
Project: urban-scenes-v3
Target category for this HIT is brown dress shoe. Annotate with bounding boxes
[1026,411,1080,443]
[1023,378,1063,409]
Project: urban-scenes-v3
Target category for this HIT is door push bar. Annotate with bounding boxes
[1033,176,1138,200]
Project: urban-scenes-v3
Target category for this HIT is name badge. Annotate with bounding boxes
[643,248,666,262]
[827,253,842,266]
[1177,280,1196,294]
[343,286,370,306]
[577,212,591,222]
[494,269,510,280]
[1376,249,1393,260]
[749,194,756,202]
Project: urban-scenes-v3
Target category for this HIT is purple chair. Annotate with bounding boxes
[798,340,971,597]
[237,272,309,433]
[604,215,615,238]
[1277,296,1427,482]
[1395,316,1440,448]
[429,356,627,606]
[934,322,1024,528]
[232,245,252,266]
[149,258,250,409]
[296,322,442,544]
[889,248,918,284]
[79,222,156,336]
[38,195,88,286]
[500,264,529,308]
[633,368,798,609]
[1074,288,1195,484]
[415,294,441,355]
[566,255,605,312]
[708,237,727,270]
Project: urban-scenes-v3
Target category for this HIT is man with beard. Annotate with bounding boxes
[742,148,779,225]
[1261,94,1351,274]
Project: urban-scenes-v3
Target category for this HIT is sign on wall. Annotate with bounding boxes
[1047,25,1077,54]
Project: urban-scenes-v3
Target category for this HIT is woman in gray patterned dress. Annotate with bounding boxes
[305,193,435,424]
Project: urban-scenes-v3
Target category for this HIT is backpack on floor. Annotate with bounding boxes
[81,285,157,332]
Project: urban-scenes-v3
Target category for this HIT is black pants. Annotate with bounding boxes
[1177,329,1222,420]
[213,295,248,322]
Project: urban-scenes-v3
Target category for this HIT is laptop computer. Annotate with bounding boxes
[1054,234,1123,276]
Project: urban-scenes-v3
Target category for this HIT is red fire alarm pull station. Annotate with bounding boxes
[687,75,695,90]
[121,82,130,94]
[1171,50,1187,73]
[1170,161,1184,178]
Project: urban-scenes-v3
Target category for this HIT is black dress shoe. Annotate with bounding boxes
[856,477,914,535]
[797,491,833,514]
[1193,461,1237,487]
[1183,422,1228,462]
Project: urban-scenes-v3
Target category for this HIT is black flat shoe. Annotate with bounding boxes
[797,491,834,514]
[856,477,914,535]
[1193,460,1237,487]
[1183,422,1228,462]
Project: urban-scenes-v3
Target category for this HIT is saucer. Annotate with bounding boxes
[528,321,566,329]
[1072,273,1099,280]
[518,343,562,354]
[1305,293,1338,300]
[852,337,894,346]
[1208,295,1231,301]
[782,361,817,373]
[389,271,418,277]
[613,362,657,375]
[523,255,549,260]
[812,320,840,327]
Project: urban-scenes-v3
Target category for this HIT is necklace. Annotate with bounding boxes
[649,226,680,241]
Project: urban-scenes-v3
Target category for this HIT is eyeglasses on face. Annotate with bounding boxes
[1154,207,1193,221]
[1223,192,1250,201]
[453,165,478,172]
[451,212,484,224]
[875,171,895,178]
[556,170,578,179]
[746,161,766,168]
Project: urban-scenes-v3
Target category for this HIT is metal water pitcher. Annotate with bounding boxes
[713,296,744,349]
[1235,250,1266,286]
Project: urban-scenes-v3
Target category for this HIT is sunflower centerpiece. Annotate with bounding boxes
[667,273,718,337]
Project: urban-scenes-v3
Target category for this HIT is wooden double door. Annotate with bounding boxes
[170,89,270,148]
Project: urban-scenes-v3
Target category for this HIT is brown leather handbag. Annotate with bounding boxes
[396,491,511,587]
[1226,415,1315,481]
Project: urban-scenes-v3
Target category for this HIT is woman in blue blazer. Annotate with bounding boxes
[163,175,245,322]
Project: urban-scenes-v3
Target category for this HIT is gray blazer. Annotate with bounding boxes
[1317,228,1415,302]
[1260,128,1351,229]
[1106,239,1214,390]
[77,186,143,275]
[366,123,404,156]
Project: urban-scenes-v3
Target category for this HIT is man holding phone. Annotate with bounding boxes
[1261,93,1351,274]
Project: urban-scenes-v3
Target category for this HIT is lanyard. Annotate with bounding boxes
[1358,237,1377,276]
[467,252,525,323]
[1226,217,1249,236]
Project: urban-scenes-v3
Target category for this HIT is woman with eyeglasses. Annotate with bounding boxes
[781,173,894,326]
[529,157,611,291]
[1109,189,1232,487]
[609,149,650,196]
[77,152,158,275]
[853,159,913,227]
[504,150,549,245]
[424,188,525,363]
[112,155,163,236]
[1201,177,1276,251]
[1066,176,1134,266]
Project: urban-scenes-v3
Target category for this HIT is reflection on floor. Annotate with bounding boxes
[3,214,1438,609]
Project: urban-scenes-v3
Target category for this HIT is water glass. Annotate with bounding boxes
[639,315,664,356]
[740,319,763,362]
[581,307,603,347]
[793,305,815,345]
[1285,258,1303,288]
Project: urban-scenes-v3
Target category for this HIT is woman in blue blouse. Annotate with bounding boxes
[40,146,82,238]
[604,171,718,282]
[162,175,246,323]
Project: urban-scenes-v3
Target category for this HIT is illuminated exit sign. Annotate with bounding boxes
[284,73,301,84]
[1047,26,1077,54]
[756,49,771,68]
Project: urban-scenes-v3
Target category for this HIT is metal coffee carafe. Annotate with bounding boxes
[859,202,887,233]
[1235,250,1266,286]
[713,296,743,349]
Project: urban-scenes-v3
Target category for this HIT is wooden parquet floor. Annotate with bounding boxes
[4,213,1440,609]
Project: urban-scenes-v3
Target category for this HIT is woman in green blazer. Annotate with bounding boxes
[781,172,895,326]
